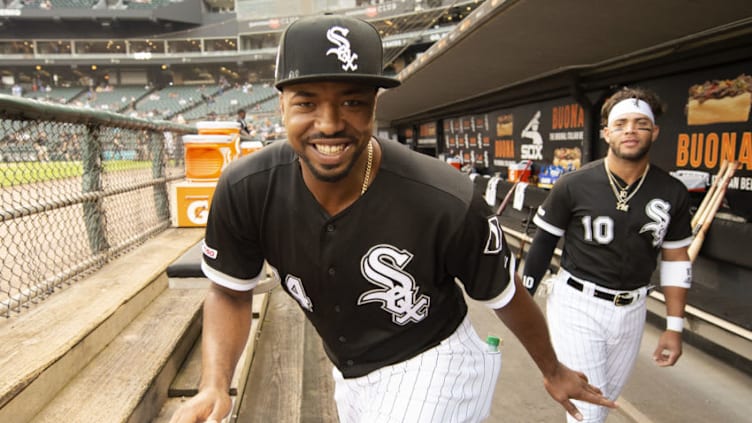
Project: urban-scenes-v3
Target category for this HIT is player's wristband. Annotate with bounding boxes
[660,260,692,289]
[666,316,684,333]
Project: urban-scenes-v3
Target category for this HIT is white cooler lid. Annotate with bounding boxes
[196,121,241,129]
[182,134,234,144]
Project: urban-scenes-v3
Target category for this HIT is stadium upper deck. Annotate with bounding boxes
[0,0,477,90]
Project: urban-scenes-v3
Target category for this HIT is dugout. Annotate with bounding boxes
[376,0,752,370]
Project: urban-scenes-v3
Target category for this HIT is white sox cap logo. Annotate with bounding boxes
[326,26,359,72]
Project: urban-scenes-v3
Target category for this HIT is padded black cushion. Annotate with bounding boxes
[701,218,752,269]
[166,241,205,278]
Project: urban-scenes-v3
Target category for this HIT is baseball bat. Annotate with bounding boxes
[688,161,737,261]
[692,159,736,234]
[691,160,728,230]
[495,160,533,215]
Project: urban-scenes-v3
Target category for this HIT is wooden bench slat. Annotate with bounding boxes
[235,291,306,423]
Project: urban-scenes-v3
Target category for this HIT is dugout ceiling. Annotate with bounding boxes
[376,0,752,125]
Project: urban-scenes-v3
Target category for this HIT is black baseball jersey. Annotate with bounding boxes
[202,138,514,378]
[533,159,692,290]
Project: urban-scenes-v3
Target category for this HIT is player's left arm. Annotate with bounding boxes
[653,246,691,367]
[494,276,617,421]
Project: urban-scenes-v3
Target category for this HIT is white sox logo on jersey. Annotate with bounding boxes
[285,273,313,312]
[326,26,358,71]
[640,199,671,247]
[358,245,430,325]
[484,215,505,254]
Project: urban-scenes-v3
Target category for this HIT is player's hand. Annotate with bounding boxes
[169,387,232,423]
[543,362,617,421]
[653,330,683,367]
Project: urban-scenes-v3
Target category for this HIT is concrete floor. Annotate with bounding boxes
[467,289,752,423]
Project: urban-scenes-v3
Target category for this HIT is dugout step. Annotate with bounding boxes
[0,227,205,423]
[31,287,206,423]
[153,237,273,423]
[151,292,270,423]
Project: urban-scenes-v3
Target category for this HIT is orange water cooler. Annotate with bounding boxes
[194,120,241,167]
[182,134,237,182]
[174,121,242,227]
[196,120,241,136]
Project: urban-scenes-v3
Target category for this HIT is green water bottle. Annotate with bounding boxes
[486,335,500,353]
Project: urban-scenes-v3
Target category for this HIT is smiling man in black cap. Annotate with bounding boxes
[170,14,614,423]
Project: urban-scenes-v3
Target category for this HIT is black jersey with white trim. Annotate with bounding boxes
[202,138,513,378]
[533,159,692,290]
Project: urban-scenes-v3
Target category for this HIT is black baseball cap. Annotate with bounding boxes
[274,14,401,90]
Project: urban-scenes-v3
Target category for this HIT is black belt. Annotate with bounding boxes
[566,278,638,306]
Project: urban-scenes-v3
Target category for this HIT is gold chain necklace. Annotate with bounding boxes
[361,140,373,196]
[604,159,649,212]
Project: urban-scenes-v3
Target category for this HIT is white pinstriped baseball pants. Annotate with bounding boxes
[546,270,648,423]
[332,316,502,423]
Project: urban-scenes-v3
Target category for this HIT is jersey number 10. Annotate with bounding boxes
[581,215,614,244]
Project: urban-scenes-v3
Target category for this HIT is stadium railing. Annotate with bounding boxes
[0,93,194,317]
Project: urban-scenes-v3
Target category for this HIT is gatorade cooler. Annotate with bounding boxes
[239,140,264,157]
[172,181,216,227]
[183,134,235,182]
[196,120,241,135]
[196,121,241,159]
[507,161,531,182]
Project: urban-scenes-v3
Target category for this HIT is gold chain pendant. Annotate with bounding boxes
[616,189,629,211]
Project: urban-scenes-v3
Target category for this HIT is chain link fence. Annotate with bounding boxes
[0,93,194,317]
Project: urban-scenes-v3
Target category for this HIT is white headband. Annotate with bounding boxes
[607,98,654,126]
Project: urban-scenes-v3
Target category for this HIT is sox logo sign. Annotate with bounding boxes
[358,244,430,325]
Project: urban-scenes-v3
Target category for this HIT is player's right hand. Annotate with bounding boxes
[543,362,617,421]
[168,387,232,423]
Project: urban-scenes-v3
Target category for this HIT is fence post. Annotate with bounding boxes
[150,131,170,221]
[81,125,110,254]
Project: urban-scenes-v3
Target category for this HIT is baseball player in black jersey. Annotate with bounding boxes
[170,14,614,423]
[522,87,693,423]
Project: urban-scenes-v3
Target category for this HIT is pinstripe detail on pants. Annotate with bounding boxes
[332,315,502,423]
[546,272,647,423]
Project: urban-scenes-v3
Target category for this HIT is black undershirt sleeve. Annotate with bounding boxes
[521,228,560,295]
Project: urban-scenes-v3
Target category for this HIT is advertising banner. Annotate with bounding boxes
[417,121,437,146]
[635,61,751,217]
[442,114,492,170]
[442,98,586,181]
